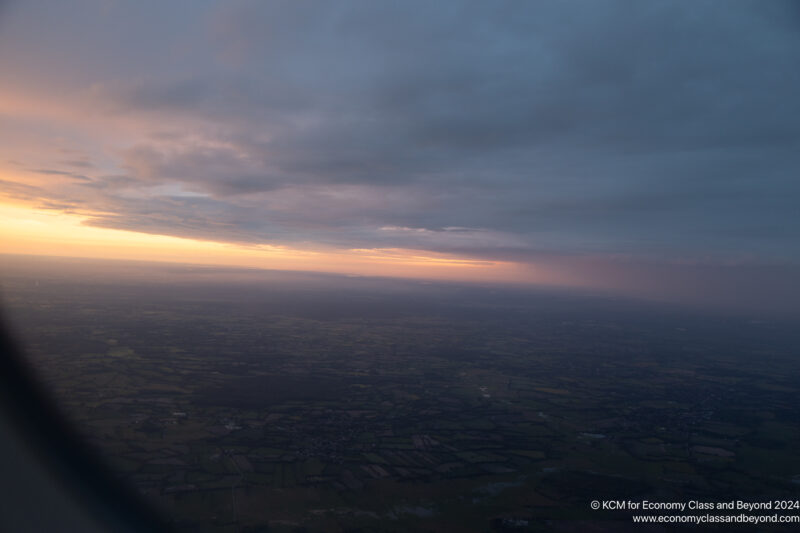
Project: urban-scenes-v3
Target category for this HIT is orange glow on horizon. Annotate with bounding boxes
[0,201,537,284]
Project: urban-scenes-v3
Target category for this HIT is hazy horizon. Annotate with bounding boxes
[3,253,799,322]
[1,1,799,316]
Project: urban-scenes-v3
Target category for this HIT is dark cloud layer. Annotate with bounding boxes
[2,0,799,266]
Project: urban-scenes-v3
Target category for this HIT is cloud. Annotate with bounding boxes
[0,178,48,202]
[59,159,94,169]
[1,0,799,267]
[31,169,91,181]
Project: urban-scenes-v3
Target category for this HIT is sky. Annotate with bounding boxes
[1,1,799,313]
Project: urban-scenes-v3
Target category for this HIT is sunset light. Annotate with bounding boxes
[0,0,797,310]
[0,199,529,283]
[1,3,799,532]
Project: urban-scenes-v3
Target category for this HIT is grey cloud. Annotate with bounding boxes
[32,169,76,176]
[3,0,799,265]
[120,143,284,195]
[79,175,143,191]
[0,178,48,202]
[31,169,91,181]
[59,159,95,169]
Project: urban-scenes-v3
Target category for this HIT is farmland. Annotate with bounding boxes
[2,256,799,531]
